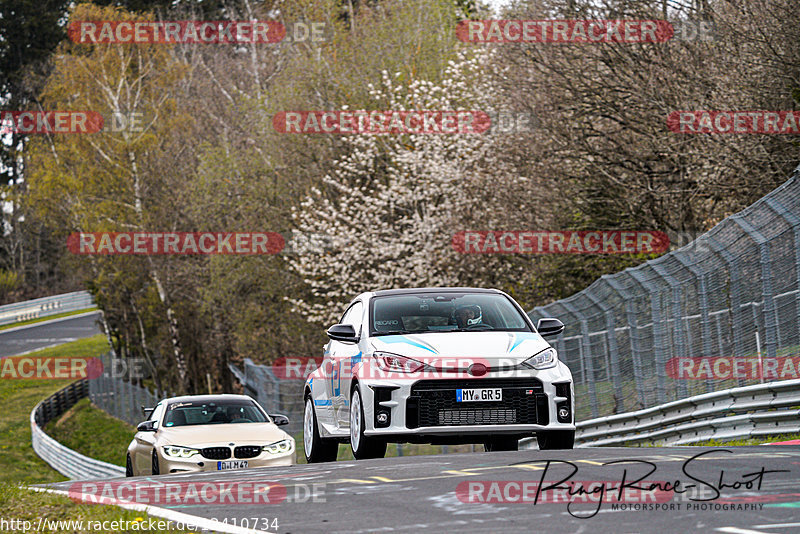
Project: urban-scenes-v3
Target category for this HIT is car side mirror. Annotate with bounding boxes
[327,323,360,343]
[536,318,565,338]
[137,420,156,432]
[270,414,290,426]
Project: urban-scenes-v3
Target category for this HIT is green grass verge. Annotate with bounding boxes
[676,433,800,446]
[0,335,188,533]
[0,307,98,331]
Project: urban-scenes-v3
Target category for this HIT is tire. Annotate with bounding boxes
[303,397,339,463]
[349,387,386,460]
[537,430,575,450]
[126,454,133,477]
[483,436,519,452]
[151,449,160,475]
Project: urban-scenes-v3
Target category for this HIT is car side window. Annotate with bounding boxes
[341,301,363,329]
[150,402,165,427]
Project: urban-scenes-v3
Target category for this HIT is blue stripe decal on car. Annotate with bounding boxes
[379,335,438,354]
[314,399,333,406]
[509,333,542,352]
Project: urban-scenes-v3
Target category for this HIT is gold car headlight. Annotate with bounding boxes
[163,445,198,458]
[262,439,293,455]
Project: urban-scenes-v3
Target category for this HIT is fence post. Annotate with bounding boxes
[561,300,598,418]
[651,262,688,400]
[584,291,624,413]
[764,197,800,353]
[603,275,647,409]
[707,235,746,387]
[127,379,135,425]
[732,216,778,361]
[673,251,716,394]
[629,268,668,404]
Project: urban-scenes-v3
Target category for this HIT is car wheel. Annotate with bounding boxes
[349,388,386,460]
[537,430,575,450]
[126,454,133,477]
[483,436,519,452]
[304,397,339,463]
[151,449,160,475]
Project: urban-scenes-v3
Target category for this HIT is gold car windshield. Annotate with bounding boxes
[163,400,268,427]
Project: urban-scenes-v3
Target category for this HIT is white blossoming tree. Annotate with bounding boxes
[288,50,524,324]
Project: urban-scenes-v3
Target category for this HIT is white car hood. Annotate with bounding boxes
[370,331,550,367]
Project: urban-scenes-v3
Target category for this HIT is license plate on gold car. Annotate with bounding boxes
[217,460,248,470]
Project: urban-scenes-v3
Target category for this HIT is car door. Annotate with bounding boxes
[134,401,163,474]
[330,301,364,429]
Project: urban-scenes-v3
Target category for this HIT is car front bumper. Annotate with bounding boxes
[356,362,575,438]
[158,448,294,474]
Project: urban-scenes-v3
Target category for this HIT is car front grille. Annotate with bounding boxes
[234,446,262,459]
[201,446,231,460]
[406,378,548,428]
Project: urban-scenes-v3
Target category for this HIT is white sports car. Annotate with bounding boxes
[303,287,575,462]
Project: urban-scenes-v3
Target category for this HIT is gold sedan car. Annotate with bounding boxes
[126,394,295,476]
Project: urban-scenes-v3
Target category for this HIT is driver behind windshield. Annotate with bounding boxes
[454,304,482,329]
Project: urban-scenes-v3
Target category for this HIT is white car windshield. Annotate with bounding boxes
[370,292,532,335]
[163,399,268,427]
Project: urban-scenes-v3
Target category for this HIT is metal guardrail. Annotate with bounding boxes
[0,290,95,326]
[521,378,800,449]
[31,379,126,479]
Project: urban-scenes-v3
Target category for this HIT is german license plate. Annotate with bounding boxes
[217,460,248,470]
[456,388,502,402]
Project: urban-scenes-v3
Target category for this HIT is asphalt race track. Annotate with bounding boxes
[47,446,800,534]
[0,311,102,358]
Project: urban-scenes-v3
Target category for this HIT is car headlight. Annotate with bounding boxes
[373,351,427,373]
[523,348,557,370]
[263,439,293,454]
[163,445,198,458]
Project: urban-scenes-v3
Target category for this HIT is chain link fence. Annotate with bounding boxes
[531,165,800,421]
[229,359,305,435]
[88,353,165,427]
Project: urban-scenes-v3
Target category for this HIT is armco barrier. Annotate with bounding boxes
[521,378,800,449]
[31,379,125,479]
[0,290,94,326]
